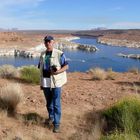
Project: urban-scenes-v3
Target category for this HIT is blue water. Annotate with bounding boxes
[0,37,140,72]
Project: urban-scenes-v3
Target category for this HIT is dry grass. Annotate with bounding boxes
[87,113,104,140]
[30,128,55,140]
[89,67,116,80]
[128,67,139,74]
[0,65,19,79]
[0,130,54,140]
[91,68,106,80]
[0,83,23,114]
[106,71,116,80]
[68,112,104,140]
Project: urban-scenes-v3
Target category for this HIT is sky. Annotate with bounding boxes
[0,0,140,30]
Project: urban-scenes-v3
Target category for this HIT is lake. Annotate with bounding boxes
[0,37,140,72]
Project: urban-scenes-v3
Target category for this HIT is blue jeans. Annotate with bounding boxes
[43,87,61,127]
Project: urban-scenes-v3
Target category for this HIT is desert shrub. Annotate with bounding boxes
[89,67,116,80]
[102,97,140,137]
[128,67,139,74]
[20,65,40,84]
[91,68,107,80]
[106,71,116,80]
[0,65,19,79]
[0,83,23,114]
[101,132,139,140]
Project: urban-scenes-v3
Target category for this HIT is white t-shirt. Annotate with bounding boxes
[41,77,51,88]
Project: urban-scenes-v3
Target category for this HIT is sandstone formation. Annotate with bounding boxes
[117,53,140,59]
[98,37,140,48]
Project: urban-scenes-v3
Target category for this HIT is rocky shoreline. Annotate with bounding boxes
[117,53,140,59]
[0,36,99,58]
[55,37,99,52]
[98,37,140,48]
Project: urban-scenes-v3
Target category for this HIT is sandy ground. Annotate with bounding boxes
[0,72,140,140]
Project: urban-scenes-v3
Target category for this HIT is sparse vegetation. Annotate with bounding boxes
[128,67,139,74]
[0,83,23,114]
[20,65,40,84]
[89,67,116,80]
[0,64,140,139]
[23,112,44,125]
[102,97,140,139]
[0,64,19,79]
[101,132,139,140]
[91,67,106,80]
[106,71,116,80]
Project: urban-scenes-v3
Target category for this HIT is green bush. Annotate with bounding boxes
[20,65,40,84]
[102,97,140,137]
[101,132,139,140]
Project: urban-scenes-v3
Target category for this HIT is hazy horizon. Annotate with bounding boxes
[1,28,140,31]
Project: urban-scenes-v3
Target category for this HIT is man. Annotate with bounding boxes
[38,35,68,133]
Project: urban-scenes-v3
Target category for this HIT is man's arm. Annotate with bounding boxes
[53,65,68,75]
[52,53,69,75]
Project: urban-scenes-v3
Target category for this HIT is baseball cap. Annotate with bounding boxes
[44,35,54,42]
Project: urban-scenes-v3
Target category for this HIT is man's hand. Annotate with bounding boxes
[51,70,60,75]
[51,65,68,75]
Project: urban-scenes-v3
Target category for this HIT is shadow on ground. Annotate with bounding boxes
[68,109,105,140]
[14,112,46,127]
[116,81,140,93]
[5,77,39,85]
[22,112,45,126]
[116,81,140,87]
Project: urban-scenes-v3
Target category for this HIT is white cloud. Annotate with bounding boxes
[0,0,50,29]
[110,22,140,29]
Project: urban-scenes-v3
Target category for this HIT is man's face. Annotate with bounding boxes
[44,40,54,50]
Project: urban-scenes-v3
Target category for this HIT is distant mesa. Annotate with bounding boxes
[0,32,23,43]
[0,28,18,32]
[90,27,108,31]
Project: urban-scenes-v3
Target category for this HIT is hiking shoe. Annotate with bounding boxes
[53,126,60,133]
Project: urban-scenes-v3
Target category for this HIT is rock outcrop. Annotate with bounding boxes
[117,53,140,59]
[56,37,99,52]
[98,37,140,48]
